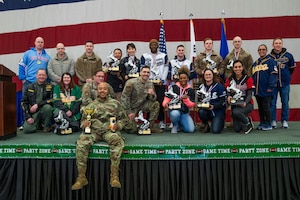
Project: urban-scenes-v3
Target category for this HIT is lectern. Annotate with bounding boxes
[0,64,17,140]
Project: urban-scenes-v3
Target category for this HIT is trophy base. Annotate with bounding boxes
[61,128,72,135]
[149,79,161,84]
[230,99,244,106]
[138,128,151,135]
[169,103,181,110]
[129,73,139,78]
[84,127,91,134]
[197,102,210,109]
[108,66,120,71]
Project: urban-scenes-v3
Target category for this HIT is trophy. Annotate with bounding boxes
[170,60,181,81]
[165,86,181,110]
[84,108,94,134]
[106,52,119,71]
[227,59,234,69]
[127,56,139,78]
[54,110,72,135]
[196,84,211,109]
[149,67,161,84]
[135,110,151,135]
[109,117,116,132]
[204,55,218,74]
[227,80,244,105]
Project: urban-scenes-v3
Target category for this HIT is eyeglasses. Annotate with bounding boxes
[258,49,267,51]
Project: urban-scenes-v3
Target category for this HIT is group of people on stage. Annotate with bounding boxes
[19,36,295,135]
[18,36,295,189]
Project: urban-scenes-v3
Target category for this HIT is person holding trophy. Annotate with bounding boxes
[140,39,169,129]
[162,66,195,134]
[121,65,162,134]
[52,72,82,134]
[225,60,255,134]
[72,82,127,190]
[197,68,226,133]
[104,48,124,102]
[120,43,141,82]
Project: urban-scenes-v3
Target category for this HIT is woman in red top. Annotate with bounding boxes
[225,60,255,134]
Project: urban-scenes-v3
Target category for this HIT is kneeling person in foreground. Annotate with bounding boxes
[121,65,161,133]
[72,82,127,190]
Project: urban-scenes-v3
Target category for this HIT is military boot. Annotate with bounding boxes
[71,167,88,190]
[110,165,121,188]
[150,121,163,133]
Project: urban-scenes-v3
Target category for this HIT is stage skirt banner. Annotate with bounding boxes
[1,143,300,159]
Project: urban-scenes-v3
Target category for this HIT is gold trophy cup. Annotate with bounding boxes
[84,108,94,134]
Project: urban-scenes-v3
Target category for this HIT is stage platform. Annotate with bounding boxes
[1,122,300,200]
[1,122,300,160]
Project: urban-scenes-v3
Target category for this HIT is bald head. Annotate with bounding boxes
[56,43,65,56]
[34,37,44,51]
[233,36,242,50]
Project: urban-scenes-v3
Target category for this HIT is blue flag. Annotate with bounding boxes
[159,19,167,54]
[0,0,85,11]
[220,18,229,59]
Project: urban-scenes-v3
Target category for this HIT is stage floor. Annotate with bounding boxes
[1,122,300,160]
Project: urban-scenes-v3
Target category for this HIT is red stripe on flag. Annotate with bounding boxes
[0,16,299,55]
[291,62,300,84]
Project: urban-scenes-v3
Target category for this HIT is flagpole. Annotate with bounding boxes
[189,13,198,124]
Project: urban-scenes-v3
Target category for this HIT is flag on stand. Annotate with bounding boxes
[159,19,167,54]
[189,19,197,61]
[220,18,229,59]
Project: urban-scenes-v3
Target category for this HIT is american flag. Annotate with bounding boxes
[0,0,299,121]
[159,19,167,54]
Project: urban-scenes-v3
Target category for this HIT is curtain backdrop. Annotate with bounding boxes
[1,158,300,200]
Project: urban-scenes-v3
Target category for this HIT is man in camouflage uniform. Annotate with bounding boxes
[194,38,223,78]
[81,69,115,106]
[121,65,161,133]
[221,36,253,78]
[72,82,126,190]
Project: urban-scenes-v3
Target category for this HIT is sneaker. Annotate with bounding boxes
[43,127,51,133]
[248,116,254,129]
[159,121,166,129]
[282,120,289,129]
[271,120,277,129]
[203,124,210,133]
[256,123,263,130]
[243,123,253,134]
[19,126,24,131]
[262,124,273,131]
[169,122,173,128]
[171,126,178,134]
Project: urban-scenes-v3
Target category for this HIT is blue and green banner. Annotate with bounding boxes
[1,143,300,160]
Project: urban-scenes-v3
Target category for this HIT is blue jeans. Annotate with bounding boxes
[168,110,195,133]
[198,109,225,133]
[271,85,290,122]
